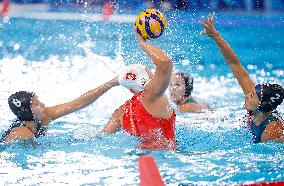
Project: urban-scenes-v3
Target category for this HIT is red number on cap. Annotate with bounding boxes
[125,72,137,80]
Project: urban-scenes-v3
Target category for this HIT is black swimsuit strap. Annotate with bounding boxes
[22,123,37,136]
[0,121,46,143]
[22,122,46,138]
[249,112,282,143]
[0,121,22,142]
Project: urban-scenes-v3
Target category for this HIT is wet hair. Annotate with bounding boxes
[8,91,35,121]
[175,72,193,97]
[255,84,284,113]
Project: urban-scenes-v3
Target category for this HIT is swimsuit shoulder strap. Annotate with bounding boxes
[0,120,22,142]
[187,97,196,103]
[22,122,47,138]
[182,97,197,105]
[35,123,46,137]
[22,123,37,136]
[0,120,46,143]
[252,114,275,128]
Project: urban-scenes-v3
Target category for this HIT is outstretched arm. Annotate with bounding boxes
[44,77,119,122]
[199,14,255,95]
[134,27,173,102]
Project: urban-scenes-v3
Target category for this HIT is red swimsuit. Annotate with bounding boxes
[123,92,176,150]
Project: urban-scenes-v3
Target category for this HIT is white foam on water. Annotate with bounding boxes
[0,11,284,186]
[0,39,132,130]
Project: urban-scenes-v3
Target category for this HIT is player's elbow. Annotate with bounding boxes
[157,58,173,72]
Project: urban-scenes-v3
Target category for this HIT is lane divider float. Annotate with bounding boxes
[138,155,165,186]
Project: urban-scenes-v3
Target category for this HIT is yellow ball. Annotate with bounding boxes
[134,9,167,40]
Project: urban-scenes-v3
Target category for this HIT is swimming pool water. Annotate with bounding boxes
[0,11,283,185]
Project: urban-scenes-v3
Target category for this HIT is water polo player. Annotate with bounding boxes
[1,77,119,143]
[199,14,284,143]
[169,72,209,113]
[100,27,176,150]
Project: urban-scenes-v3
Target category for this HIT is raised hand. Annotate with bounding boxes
[199,13,219,38]
[133,25,146,44]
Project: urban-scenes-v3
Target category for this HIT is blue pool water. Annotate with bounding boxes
[0,11,284,185]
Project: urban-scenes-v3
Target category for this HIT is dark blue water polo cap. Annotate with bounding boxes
[8,91,35,121]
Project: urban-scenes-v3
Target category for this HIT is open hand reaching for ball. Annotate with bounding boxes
[199,13,220,39]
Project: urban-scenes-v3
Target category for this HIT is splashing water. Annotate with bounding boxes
[0,12,284,185]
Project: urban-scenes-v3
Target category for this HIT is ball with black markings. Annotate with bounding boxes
[134,9,167,40]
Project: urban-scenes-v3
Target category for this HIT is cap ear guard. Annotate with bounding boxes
[255,84,284,113]
[8,91,35,121]
[118,64,150,93]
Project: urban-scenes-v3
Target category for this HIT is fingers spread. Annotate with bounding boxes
[200,30,206,35]
[198,21,206,27]
[201,16,209,25]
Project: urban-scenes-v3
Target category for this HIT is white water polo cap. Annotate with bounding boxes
[118,64,150,93]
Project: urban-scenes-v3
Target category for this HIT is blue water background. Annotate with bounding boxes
[0,11,284,185]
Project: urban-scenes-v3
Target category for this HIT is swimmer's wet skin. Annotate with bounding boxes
[1,77,119,143]
[169,72,209,113]
[100,26,176,150]
[199,13,284,143]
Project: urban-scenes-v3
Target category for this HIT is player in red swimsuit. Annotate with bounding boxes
[100,27,176,150]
